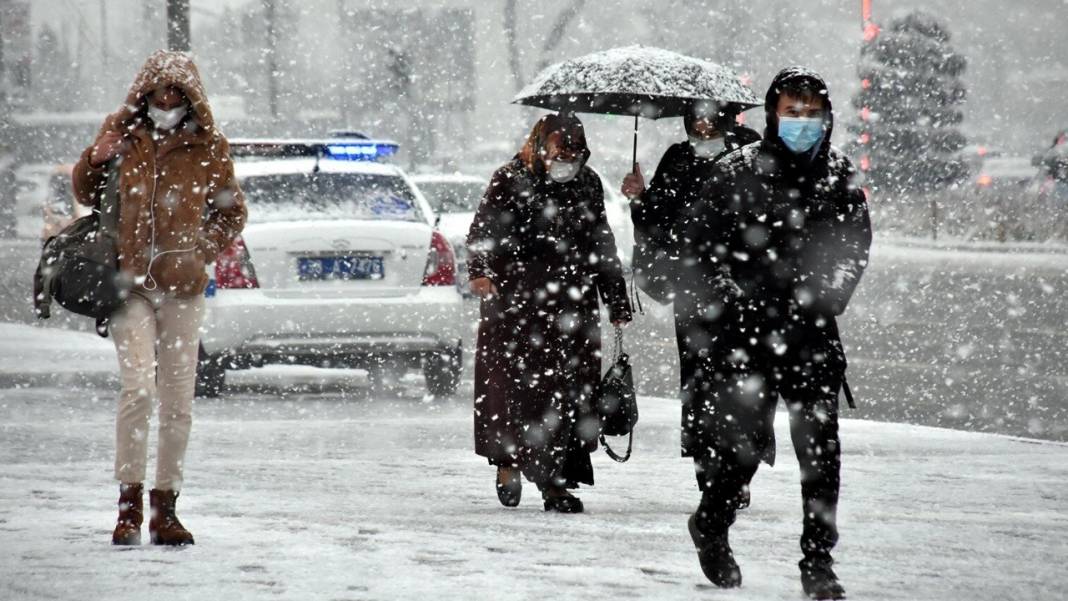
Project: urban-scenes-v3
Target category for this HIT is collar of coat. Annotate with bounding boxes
[718,141,857,200]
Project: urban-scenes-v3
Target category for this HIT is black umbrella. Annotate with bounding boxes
[514,45,761,169]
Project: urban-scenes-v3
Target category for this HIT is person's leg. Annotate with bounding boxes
[784,368,845,598]
[154,294,205,492]
[785,385,841,562]
[693,450,759,534]
[108,293,158,544]
[111,293,158,487]
[149,294,204,546]
[688,370,774,588]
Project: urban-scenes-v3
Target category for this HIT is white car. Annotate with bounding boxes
[196,138,464,397]
[409,173,486,294]
[410,168,634,289]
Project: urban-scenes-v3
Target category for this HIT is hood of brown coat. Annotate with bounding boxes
[106,50,218,145]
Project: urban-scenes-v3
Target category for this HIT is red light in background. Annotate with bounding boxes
[863,21,881,42]
[861,78,871,90]
[859,132,871,145]
[977,174,993,187]
[860,155,871,171]
[860,107,871,122]
[977,146,988,157]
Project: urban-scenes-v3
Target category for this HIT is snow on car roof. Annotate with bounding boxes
[409,173,487,184]
[234,157,402,179]
[979,157,1038,178]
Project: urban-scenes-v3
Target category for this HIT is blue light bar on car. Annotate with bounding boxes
[229,137,400,162]
[325,142,399,161]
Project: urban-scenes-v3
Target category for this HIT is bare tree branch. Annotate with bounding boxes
[503,0,522,91]
[537,0,588,73]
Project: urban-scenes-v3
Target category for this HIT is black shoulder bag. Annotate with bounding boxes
[596,326,639,462]
[34,158,127,334]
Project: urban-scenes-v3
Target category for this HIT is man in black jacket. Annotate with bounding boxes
[622,104,761,413]
[682,67,872,600]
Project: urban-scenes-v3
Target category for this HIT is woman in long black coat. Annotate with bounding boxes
[466,113,632,513]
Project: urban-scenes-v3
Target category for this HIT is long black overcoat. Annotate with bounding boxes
[467,157,632,486]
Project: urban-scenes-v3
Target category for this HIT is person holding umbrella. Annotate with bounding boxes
[620,102,761,440]
[466,112,632,513]
[681,67,871,599]
[513,47,763,510]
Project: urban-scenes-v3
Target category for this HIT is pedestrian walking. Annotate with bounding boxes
[621,103,761,454]
[467,113,632,513]
[682,67,872,599]
[72,50,246,546]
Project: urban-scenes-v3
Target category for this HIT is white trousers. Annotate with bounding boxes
[111,290,204,490]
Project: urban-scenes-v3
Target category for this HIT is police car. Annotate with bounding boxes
[195,135,464,397]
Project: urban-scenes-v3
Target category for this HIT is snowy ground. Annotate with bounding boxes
[1,326,1067,600]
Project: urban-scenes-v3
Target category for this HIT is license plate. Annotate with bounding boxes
[297,256,384,281]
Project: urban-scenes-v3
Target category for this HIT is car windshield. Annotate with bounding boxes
[415,180,485,213]
[240,172,424,223]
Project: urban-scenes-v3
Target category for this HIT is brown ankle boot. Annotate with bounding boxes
[149,489,194,546]
[112,483,143,545]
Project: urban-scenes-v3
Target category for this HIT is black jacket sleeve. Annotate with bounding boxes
[679,164,743,322]
[465,168,514,282]
[805,185,872,316]
[630,144,688,303]
[587,175,633,323]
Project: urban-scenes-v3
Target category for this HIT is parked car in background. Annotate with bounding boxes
[196,137,464,398]
[410,167,634,294]
[974,155,1041,195]
[409,173,486,294]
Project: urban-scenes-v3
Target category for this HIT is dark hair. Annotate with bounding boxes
[518,112,590,174]
[775,78,827,106]
[684,105,738,136]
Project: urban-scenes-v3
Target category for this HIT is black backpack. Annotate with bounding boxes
[596,327,639,462]
[33,159,128,331]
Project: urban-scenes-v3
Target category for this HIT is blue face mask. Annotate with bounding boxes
[778,116,826,154]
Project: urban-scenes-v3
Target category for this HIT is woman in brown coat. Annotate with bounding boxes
[467,113,632,513]
[72,50,246,545]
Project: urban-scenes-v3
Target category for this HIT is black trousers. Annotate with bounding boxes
[693,361,842,563]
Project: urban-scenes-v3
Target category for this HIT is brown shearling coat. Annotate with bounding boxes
[72,50,246,297]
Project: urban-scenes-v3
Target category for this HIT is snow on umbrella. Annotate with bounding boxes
[513,45,761,167]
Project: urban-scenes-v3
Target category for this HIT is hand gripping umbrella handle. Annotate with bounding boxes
[632,115,639,172]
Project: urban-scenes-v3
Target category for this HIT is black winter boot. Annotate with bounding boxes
[688,513,742,588]
[495,467,522,508]
[800,557,846,600]
[541,488,584,513]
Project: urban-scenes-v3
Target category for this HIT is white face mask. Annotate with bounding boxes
[148,105,187,131]
[690,135,726,159]
[548,160,581,183]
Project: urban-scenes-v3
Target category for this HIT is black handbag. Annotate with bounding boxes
[33,158,127,329]
[596,326,639,462]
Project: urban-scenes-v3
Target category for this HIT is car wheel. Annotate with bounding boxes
[423,344,462,397]
[195,343,226,398]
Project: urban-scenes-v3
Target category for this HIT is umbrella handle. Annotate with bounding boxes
[632,115,639,172]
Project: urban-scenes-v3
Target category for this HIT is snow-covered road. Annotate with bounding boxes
[2,374,1066,601]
